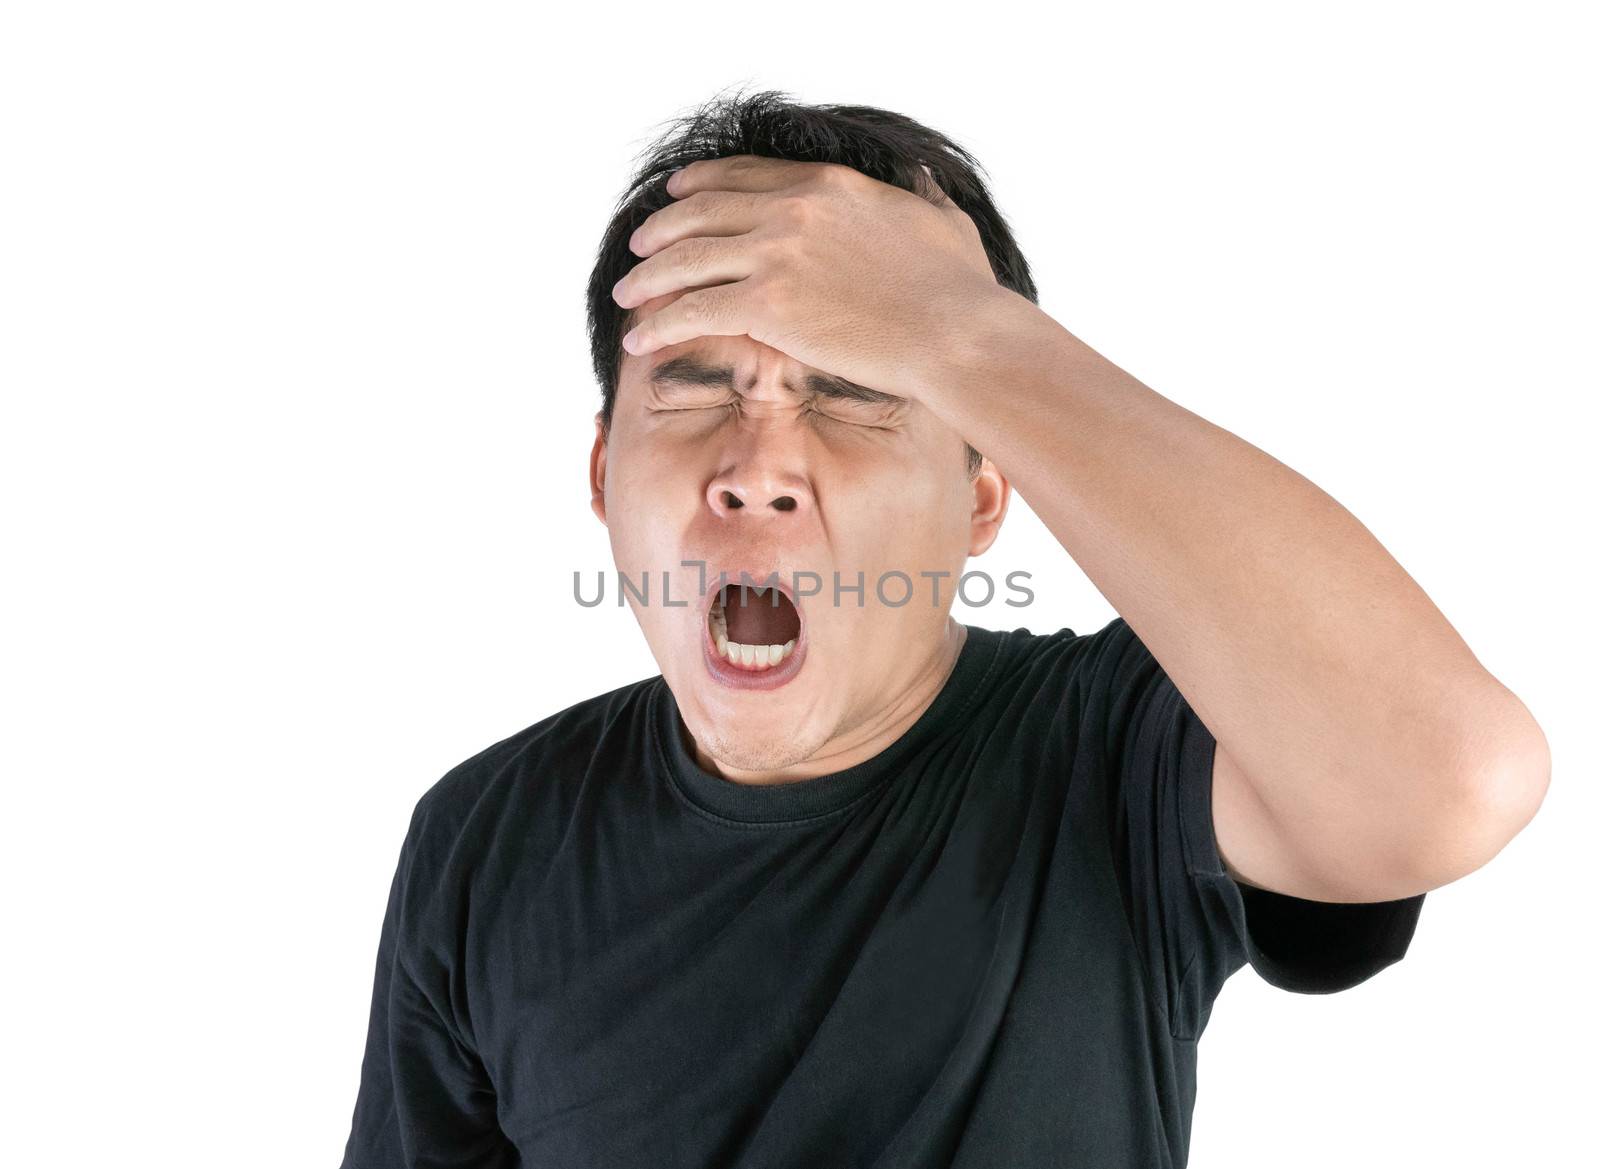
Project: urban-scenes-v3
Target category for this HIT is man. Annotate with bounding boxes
[340,90,1549,1167]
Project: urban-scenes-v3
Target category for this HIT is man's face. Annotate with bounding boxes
[591,288,1007,777]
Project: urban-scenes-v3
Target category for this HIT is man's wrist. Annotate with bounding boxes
[910,285,1065,417]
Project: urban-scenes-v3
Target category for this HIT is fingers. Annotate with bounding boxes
[612,234,757,310]
[621,281,758,356]
[629,189,767,258]
[666,154,818,198]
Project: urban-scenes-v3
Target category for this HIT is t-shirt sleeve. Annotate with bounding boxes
[340,795,518,1169]
[1073,616,1425,1041]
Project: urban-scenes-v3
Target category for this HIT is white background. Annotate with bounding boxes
[3,2,1594,1165]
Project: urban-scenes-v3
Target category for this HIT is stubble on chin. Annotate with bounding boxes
[689,723,828,781]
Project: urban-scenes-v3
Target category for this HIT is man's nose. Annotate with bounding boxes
[704,439,813,519]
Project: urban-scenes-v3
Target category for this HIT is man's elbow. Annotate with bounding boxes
[1404,705,1551,892]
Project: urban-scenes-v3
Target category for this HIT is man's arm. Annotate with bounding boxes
[918,287,1550,903]
[612,155,1550,903]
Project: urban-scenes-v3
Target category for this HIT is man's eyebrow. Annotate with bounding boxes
[647,356,907,406]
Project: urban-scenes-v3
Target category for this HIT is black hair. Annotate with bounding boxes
[585,85,1040,478]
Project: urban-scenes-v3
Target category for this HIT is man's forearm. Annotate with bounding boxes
[916,286,1548,880]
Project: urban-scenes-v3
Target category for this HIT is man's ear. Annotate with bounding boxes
[589,412,608,527]
[968,456,1010,556]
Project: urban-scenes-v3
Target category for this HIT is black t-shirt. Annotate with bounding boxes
[340,618,1425,1168]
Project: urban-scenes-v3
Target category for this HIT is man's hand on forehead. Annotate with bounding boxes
[610,154,1008,406]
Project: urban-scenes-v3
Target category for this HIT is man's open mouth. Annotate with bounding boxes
[708,583,803,672]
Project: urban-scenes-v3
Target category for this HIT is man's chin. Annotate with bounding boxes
[687,720,824,779]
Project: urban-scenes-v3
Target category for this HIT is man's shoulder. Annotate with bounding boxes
[406,673,661,849]
[975,617,1140,682]
[964,620,1091,692]
[955,619,1141,739]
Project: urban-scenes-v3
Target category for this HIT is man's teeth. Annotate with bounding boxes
[714,635,797,669]
[708,597,797,671]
